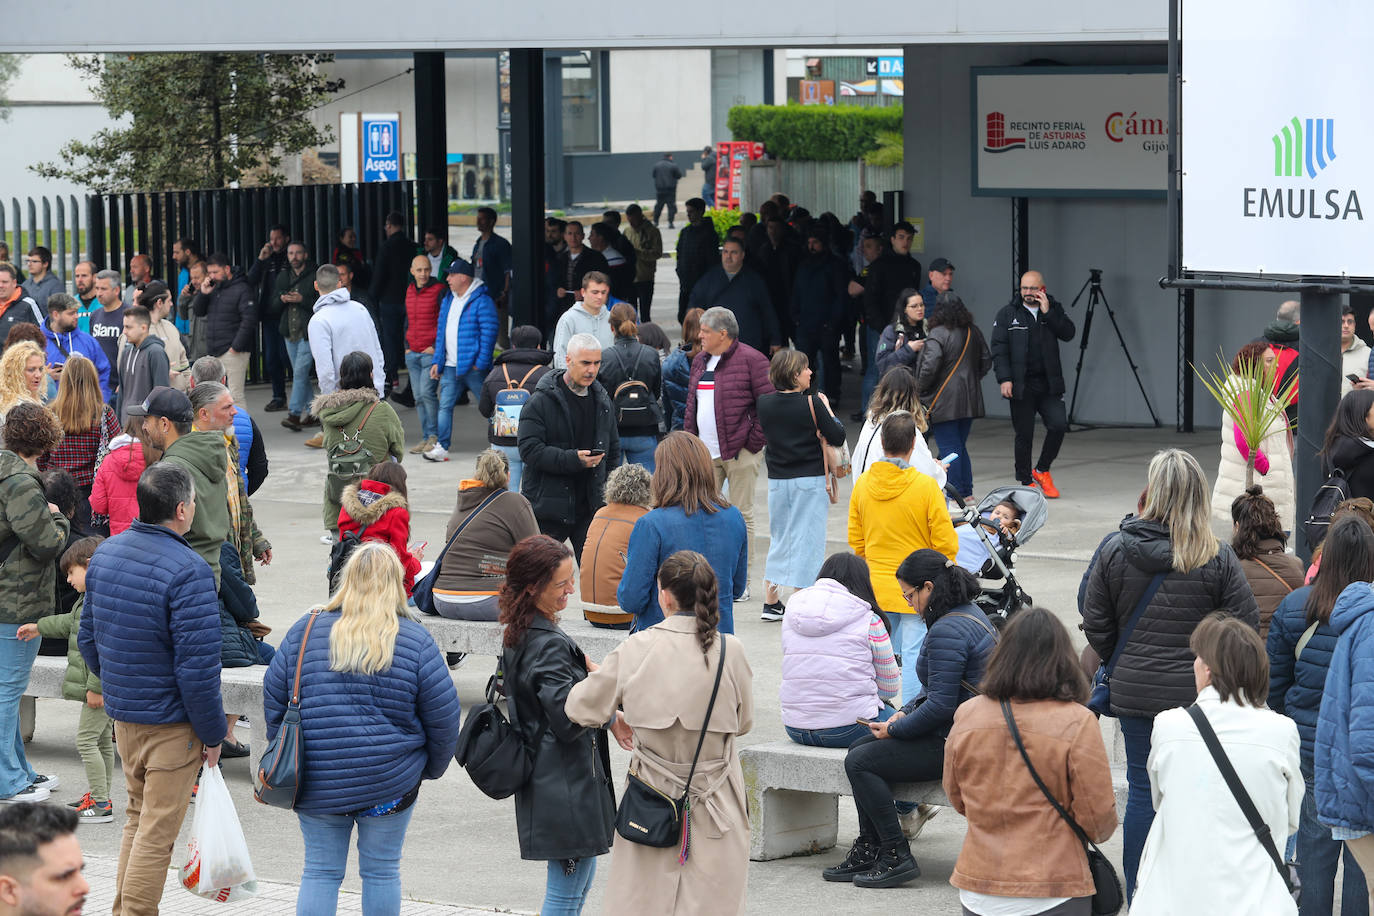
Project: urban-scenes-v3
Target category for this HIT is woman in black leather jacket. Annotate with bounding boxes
[500,534,624,914]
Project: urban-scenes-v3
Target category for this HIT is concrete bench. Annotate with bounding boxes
[26,655,271,778]
[418,614,626,662]
[740,738,1130,862]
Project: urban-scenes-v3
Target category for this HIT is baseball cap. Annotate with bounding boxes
[445,258,475,277]
[125,386,194,423]
[929,257,955,273]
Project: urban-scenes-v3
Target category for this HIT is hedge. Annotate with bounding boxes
[726,104,903,162]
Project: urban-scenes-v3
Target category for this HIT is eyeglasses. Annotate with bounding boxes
[901,587,918,605]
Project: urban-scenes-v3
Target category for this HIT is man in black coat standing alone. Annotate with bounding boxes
[369,210,419,404]
[651,153,684,228]
[989,269,1076,498]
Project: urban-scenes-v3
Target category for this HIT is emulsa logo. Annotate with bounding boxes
[1242,117,1363,221]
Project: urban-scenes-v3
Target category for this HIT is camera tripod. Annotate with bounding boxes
[1066,269,1161,429]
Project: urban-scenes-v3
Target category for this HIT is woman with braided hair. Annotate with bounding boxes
[566,550,754,915]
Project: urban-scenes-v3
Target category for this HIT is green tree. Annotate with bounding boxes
[32,53,341,192]
[0,55,23,122]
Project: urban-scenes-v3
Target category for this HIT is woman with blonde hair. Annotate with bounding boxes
[0,341,46,420]
[852,366,946,487]
[617,431,748,633]
[429,448,539,621]
[38,354,120,532]
[567,550,754,915]
[262,541,460,916]
[1082,448,1260,901]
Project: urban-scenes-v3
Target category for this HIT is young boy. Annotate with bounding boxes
[954,499,1024,576]
[115,304,170,428]
[17,537,113,823]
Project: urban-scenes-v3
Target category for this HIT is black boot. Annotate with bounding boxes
[822,837,880,882]
[852,839,920,888]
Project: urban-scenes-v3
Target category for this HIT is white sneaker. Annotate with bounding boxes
[0,785,50,804]
[320,533,337,545]
[735,585,751,602]
[423,444,450,462]
[30,774,58,792]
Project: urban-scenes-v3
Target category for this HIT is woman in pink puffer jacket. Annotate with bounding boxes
[89,433,145,535]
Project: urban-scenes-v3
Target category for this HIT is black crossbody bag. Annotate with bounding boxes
[615,637,726,863]
[1186,704,1301,903]
[1001,699,1123,916]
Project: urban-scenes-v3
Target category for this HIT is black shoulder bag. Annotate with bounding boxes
[1186,704,1301,903]
[616,636,726,864]
[455,647,549,800]
[255,609,324,809]
[1001,699,1123,916]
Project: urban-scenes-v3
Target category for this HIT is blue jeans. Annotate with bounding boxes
[1119,714,1154,903]
[787,706,894,749]
[436,367,488,449]
[888,614,928,704]
[0,625,38,797]
[286,338,315,418]
[404,351,439,440]
[543,856,597,916]
[620,434,658,472]
[1298,772,1368,916]
[931,417,974,499]
[496,444,524,493]
[861,326,881,412]
[297,806,415,916]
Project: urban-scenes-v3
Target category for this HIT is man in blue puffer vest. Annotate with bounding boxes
[79,461,225,914]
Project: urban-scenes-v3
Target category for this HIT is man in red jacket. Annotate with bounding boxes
[684,306,776,600]
[404,254,445,454]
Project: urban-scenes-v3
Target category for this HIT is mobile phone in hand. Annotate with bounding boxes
[588,448,605,457]
[855,717,874,726]
[410,540,427,554]
[1349,374,1363,385]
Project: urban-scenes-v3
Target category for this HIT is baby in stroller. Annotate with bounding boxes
[948,484,1048,623]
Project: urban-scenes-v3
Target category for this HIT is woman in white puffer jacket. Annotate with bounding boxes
[1210,342,1294,538]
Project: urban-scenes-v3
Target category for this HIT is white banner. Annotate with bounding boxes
[1182,0,1374,276]
[972,67,1167,197]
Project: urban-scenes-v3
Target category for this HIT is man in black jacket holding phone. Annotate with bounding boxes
[990,270,1076,498]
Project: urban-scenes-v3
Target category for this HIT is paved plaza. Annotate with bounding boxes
[23,224,1222,912]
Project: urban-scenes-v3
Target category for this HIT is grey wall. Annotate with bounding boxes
[904,42,1275,429]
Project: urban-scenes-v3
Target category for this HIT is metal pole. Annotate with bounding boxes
[510,48,547,334]
[413,52,447,236]
[1297,289,1342,559]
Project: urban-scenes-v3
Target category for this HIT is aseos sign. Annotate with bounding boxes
[1182,0,1370,276]
[972,67,1167,198]
[361,113,401,183]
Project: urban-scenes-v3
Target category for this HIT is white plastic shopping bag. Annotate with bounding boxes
[178,766,259,901]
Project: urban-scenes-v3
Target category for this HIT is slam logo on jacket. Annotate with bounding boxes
[1244,116,1362,221]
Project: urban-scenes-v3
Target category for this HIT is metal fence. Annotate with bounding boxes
[1,181,437,290]
[739,159,903,217]
[0,196,85,281]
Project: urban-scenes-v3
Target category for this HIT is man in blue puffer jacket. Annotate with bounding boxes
[78,461,225,914]
[425,258,498,462]
[1315,580,1374,884]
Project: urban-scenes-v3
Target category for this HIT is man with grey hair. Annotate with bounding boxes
[517,331,620,560]
[308,263,384,400]
[88,269,127,392]
[685,306,774,596]
[1260,298,1301,428]
[188,355,269,495]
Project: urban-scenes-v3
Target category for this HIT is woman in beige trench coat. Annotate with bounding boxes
[566,549,754,915]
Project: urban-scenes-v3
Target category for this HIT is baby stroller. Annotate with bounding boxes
[947,484,1048,625]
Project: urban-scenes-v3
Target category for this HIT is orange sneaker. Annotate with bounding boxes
[1032,469,1060,498]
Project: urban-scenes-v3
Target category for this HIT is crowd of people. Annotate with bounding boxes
[4,194,1374,916]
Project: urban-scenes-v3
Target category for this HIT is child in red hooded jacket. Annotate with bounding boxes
[337,461,424,595]
[88,430,146,535]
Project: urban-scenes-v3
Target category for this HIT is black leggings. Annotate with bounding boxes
[844,732,946,845]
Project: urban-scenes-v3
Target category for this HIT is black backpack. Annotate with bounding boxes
[326,522,369,593]
[1303,467,1352,548]
[608,347,664,430]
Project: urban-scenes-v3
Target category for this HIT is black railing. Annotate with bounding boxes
[86,180,436,283]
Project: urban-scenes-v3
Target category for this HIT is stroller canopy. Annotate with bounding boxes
[975,485,1048,544]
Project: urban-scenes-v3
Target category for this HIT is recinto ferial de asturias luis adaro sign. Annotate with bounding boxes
[1182,0,1371,276]
[971,67,1168,199]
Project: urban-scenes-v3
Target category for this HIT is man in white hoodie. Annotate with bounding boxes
[307,263,384,399]
[551,270,615,370]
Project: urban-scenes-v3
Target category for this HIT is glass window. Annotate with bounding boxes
[562,51,603,153]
